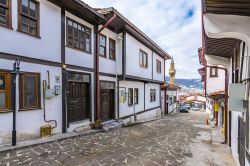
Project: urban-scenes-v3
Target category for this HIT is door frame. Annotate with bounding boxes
[66,71,92,127]
[100,80,116,121]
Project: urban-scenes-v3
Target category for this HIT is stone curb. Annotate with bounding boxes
[0,129,102,153]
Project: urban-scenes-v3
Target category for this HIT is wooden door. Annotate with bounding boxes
[67,81,89,123]
[100,89,114,121]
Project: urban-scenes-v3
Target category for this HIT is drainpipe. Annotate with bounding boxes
[95,13,117,122]
[204,65,229,144]
[164,88,167,114]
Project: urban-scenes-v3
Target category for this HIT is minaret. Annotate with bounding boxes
[169,57,176,85]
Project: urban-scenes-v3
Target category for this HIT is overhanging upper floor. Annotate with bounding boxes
[202,0,250,17]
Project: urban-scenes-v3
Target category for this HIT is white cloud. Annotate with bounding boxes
[83,0,202,79]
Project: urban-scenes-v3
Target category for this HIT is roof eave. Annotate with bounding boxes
[97,7,171,60]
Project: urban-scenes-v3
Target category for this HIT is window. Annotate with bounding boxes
[134,88,138,105]
[18,0,40,37]
[19,73,41,110]
[156,60,161,73]
[0,0,11,28]
[99,34,106,57]
[66,18,91,53]
[210,67,218,77]
[109,38,116,60]
[128,88,133,106]
[150,89,156,102]
[0,71,11,111]
[139,49,148,68]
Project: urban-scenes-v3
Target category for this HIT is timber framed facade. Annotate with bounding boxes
[0,0,170,145]
[198,1,250,165]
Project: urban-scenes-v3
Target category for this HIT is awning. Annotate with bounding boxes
[205,35,241,58]
[208,91,225,100]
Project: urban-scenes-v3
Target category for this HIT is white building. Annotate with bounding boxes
[161,84,180,114]
[200,1,250,166]
[0,0,170,145]
[198,48,226,131]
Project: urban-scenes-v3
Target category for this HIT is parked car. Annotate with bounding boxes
[179,104,190,113]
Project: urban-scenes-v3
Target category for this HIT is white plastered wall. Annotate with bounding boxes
[0,0,61,62]
[125,33,152,79]
[153,52,165,82]
[98,27,122,75]
[65,11,94,69]
[0,59,62,144]
[119,81,144,118]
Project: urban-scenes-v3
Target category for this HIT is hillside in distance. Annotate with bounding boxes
[166,77,203,90]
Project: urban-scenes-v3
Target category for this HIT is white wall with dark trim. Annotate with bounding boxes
[99,27,122,75]
[0,59,62,145]
[153,52,165,82]
[65,11,94,69]
[145,83,160,110]
[0,0,61,62]
[119,81,144,118]
[125,33,152,79]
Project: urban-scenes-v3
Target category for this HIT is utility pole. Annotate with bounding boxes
[11,58,20,146]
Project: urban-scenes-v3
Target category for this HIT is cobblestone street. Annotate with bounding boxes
[0,111,235,166]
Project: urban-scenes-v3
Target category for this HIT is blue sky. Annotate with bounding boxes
[84,0,202,79]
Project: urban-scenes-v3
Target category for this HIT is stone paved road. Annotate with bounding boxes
[0,111,235,166]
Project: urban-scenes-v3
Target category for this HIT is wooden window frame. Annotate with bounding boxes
[156,59,161,74]
[19,72,41,111]
[128,88,133,106]
[210,67,218,77]
[18,0,40,37]
[99,34,106,58]
[109,38,116,61]
[0,71,11,112]
[134,88,139,105]
[66,17,92,54]
[150,89,156,102]
[0,0,12,29]
[139,49,148,68]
